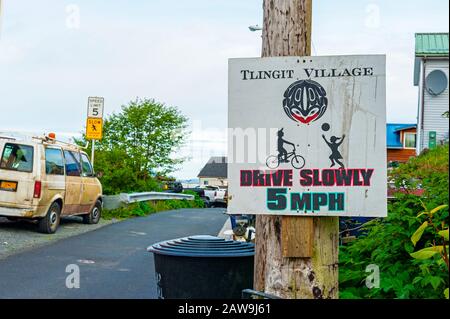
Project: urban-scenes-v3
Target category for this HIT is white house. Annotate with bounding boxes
[414,33,449,154]
[197,156,227,187]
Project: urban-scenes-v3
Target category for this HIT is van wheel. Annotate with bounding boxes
[83,200,102,224]
[37,202,61,234]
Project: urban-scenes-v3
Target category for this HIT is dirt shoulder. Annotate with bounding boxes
[0,216,117,260]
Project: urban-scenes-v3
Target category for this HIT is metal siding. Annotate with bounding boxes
[422,60,449,150]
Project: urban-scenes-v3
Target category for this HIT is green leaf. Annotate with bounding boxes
[429,277,444,290]
[419,199,428,211]
[429,204,448,216]
[410,246,442,259]
[411,221,429,246]
[438,229,449,241]
[416,211,428,218]
[444,288,449,299]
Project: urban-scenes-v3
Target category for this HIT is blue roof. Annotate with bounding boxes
[387,123,416,148]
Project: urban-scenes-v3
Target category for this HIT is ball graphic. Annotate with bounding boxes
[321,123,330,131]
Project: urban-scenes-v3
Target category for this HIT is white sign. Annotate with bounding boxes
[228,55,387,217]
[87,97,104,118]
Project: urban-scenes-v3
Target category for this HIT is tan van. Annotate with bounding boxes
[0,134,102,233]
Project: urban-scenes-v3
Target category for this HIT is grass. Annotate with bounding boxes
[102,192,205,220]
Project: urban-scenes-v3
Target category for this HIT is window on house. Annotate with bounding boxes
[203,180,209,185]
[404,133,416,148]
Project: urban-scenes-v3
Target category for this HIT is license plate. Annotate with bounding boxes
[0,181,18,192]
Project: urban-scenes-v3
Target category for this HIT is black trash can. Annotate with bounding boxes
[147,235,254,299]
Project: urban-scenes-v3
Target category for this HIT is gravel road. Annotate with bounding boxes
[0,216,116,260]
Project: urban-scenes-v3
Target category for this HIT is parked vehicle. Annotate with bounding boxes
[202,186,225,201]
[213,187,228,207]
[183,185,227,207]
[0,134,103,234]
[163,181,183,193]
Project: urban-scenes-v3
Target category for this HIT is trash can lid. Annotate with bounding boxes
[147,235,255,257]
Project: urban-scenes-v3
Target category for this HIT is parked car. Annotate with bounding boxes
[0,134,103,234]
[200,186,225,201]
[213,187,228,207]
[163,181,183,193]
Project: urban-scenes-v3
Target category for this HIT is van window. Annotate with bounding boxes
[0,143,34,173]
[45,148,64,175]
[63,150,81,177]
[80,153,94,177]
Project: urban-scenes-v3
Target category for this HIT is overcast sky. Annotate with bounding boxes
[0,0,448,179]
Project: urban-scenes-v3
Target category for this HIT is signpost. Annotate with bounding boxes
[227,0,387,299]
[86,97,104,168]
[86,118,103,140]
[87,97,104,119]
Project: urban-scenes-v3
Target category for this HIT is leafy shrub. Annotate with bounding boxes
[340,145,449,299]
[183,190,206,208]
[102,197,204,220]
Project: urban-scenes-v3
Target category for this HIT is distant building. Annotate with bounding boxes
[414,33,449,154]
[198,156,227,187]
[180,179,200,189]
[386,123,417,166]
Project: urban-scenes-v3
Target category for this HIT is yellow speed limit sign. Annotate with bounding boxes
[86,118,103,140]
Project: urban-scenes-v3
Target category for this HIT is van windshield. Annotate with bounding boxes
[0,143,34,173]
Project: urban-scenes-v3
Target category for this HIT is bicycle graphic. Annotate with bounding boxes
[266,148,306,169]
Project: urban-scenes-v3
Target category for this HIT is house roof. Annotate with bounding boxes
[387,123,417,148]
[415,33,449,57]
[198,156,227,178]
[414,33,449,86]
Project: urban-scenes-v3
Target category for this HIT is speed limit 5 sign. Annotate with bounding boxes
[87,97,104,118]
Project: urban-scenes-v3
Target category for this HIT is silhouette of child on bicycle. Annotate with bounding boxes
[277,128,295,163]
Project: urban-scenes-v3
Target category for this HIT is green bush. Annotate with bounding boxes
[339,145,449,299]
[102,197,204,220]
[183,190,206,208]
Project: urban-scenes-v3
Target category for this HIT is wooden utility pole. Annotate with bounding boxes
[254,0,339,299]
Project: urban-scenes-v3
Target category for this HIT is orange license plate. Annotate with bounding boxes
[0,181,17,191]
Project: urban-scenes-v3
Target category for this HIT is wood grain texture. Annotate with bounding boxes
[261,0,312,57]
[282,217,313,257]
[254,0,339,299]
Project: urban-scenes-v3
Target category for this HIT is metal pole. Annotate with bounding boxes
[91,139,95,169]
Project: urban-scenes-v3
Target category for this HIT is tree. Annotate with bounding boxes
[77,98,188,194]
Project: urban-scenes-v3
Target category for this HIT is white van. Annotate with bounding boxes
[0,134,103,233]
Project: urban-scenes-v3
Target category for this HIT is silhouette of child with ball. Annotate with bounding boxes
[322,134,345,168]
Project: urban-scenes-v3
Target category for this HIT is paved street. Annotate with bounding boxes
[0,208,227,299]
[0,217,115,259]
